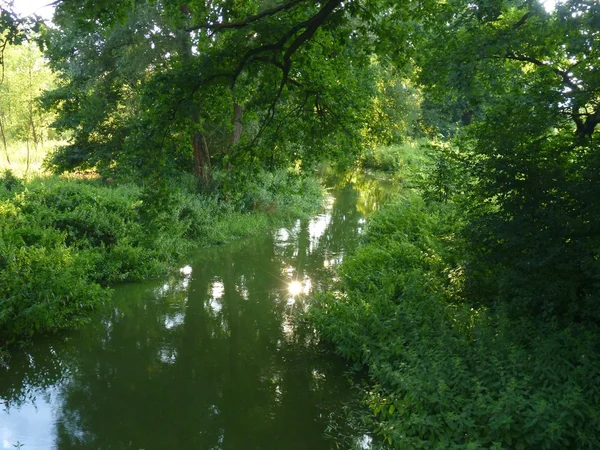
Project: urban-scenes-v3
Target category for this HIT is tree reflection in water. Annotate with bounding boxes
[0,178,396,450]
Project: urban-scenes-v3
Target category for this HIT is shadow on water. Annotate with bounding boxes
[0,175,397,450]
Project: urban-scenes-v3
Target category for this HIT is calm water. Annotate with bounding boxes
[0,175,394,450]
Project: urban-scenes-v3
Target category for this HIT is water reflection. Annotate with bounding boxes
[0,177,396,450]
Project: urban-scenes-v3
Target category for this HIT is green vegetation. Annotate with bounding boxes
[0,140,64,176]
[312,144,600,449]
[0,41,56,171]
[1,0,599,446]
[359,141,427,174]
[0,168,322,351]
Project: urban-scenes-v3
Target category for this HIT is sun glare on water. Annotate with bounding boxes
[288,281,303,297]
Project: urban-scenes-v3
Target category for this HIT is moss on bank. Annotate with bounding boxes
[0,169,322,355]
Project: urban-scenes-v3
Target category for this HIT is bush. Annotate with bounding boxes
[0,169,323,350]
[360,141,429,175]
[311,196,600,449]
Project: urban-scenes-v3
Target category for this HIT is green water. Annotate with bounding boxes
[0,177,394,449]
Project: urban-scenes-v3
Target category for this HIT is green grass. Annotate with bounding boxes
[0,140,63,177]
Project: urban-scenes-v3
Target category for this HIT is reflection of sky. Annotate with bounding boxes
[154,265,193,298]
[159,347,177,364]
[308,213,332,253]
[0,389,59,450]
[237,275,249,300]
[164,312,185,329]
[208,280,224,314]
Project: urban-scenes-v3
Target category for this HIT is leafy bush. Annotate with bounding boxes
[360,141,429,174]
[0,170,323,350]
[311,196,600,449]
[216,168,323,218]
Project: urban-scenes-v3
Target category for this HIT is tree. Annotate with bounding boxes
[41,0,423,183]
[418,0,600,320]
[0,40,55,167]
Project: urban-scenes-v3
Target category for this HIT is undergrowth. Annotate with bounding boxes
[311,144,600,448]
[0,169,322,352]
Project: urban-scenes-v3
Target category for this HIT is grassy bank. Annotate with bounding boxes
[0,168,323,355]
[311,143,600,449]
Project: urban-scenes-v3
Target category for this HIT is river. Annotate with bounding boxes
[0,174,394,450]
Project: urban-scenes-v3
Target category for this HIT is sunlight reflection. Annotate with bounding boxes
[211,280,224,299]
[288,277,312,298]
[308,212,332,253]
[288,280,303,296]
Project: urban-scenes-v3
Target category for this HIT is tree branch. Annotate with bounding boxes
[505,53,578,91]
[505,53,599,139]
[231,0,342,86]
[512,11,532,29]
[186,0,308,33]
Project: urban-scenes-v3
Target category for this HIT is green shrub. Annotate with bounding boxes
[360,141,429,175]
[312,197,600,449]
[0,170,323,351]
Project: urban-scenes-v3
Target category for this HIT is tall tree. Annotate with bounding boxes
[41,0,422,182]
[418,0,600,320]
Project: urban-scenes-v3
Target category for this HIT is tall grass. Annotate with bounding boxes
[0,140,63,177]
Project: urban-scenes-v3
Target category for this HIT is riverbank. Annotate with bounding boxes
[0,170,392,450]
[0,169,323,358]
[311,143,600,448]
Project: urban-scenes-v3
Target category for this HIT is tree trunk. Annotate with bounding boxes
[25,138,30,174]
[232,103,243,146]
[0,114,10,165]
[28,109,39,149]
[225,101,243,172]
[192,131,211,185]
[28,67,38,149]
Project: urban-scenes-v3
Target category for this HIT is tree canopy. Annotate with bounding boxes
[2,0,599,318]
[34,0,425,181]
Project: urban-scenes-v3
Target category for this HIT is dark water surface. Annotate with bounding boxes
[1,175,395,450]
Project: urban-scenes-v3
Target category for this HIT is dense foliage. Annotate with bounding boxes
[0,168,322,349]
[37,0,417,180]
[418,0,600,321]
[312,146,600,449]
[1,0,599,445]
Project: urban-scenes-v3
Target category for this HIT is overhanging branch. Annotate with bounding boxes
[504,52,599,138]
[186,0,309,33]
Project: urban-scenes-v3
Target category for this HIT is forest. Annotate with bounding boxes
[1,0,599,448]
